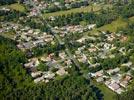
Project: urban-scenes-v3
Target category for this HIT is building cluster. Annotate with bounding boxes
[0,22,55,51]
[89,67,132,94]
[24,51,73,83]
[0,0,133,94]
[16,29,54,51]
[71,31,134,93]
[24,0,89,15]
[53,24,96,37]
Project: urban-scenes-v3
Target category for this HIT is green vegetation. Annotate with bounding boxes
[0,0,17,5]
[0,36,33,98]
[0,3,26,12]
[0,31,15,39]
[115,21,134,100]
[88,16,134,35]
[0,36,102,99]
[0,9,26,22]
[44,4,112,18]
[92,80,116,100]
[37,62,49,71]
[98,17,134,32]
[0,1,134,100]
[8,3,26,12]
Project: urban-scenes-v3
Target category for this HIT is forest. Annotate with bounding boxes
[0,0,17,5]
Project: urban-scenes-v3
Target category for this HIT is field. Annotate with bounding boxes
[86,16,134,35]
[97,17,134,32]
[0,31,15,39]
[44,4,112,18]
[8,3,26,12]
[0,3,26,12]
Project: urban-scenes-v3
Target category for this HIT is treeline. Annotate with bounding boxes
[0,0,17,5]
[114,1,134,18]
[46,2,134,27]
[20,9,117,32]
[46,10,118,28]
[0,10,26,22]
[44,0,89,13]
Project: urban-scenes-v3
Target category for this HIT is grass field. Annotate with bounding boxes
[92,80,116,100]
[44,4,112,18]
[0,31,15,39]
[9,3,26,12]
[0,3,26,12]
[86,16,134,35]
[97,17,134,32]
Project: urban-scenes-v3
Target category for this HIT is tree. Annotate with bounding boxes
[37,62,49,71]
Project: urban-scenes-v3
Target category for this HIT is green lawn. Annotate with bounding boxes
[0,31,15,39]
[86,16,134,35]
[92,80,116,100]
[44,4,112,18]
[9,3,26,12]
[0,3,26,12]
[97,17,134,32]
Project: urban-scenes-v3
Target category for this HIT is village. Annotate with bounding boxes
[0,0,134,96]
[24,0,89,15]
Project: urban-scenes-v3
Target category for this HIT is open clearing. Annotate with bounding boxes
[0,3,26,12]
[9,3,26,12]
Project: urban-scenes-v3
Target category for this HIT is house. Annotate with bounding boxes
[88,47,97,52]
[105,80,111,86]
[116,88,124,94]
[119,47,126,55]
[0,7,10,11]
[34,76,44,83]
[96,77,104,82]
[107,68,120,75]
[124,75,132,82]
[77,54,87,63]
[24,58,40,68]
[111,74,122,83]
[108,82,120,91]
[88,24,96,30]
[76,37,86,43]
[121,62,132,67]
[91,70,104,77]
[56,68,68,76]
[31,71,42,78]
[42,72,55,79]
[120,81,128,88]
[59,52,67,59]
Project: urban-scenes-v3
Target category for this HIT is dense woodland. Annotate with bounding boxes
[0,0,17,5]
